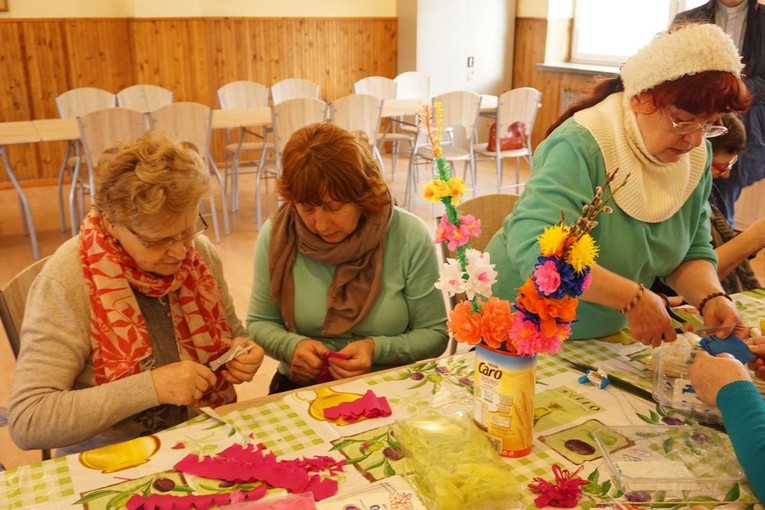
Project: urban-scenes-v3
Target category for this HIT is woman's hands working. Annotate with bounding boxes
[290,338,376,384]
[151,337,263,406]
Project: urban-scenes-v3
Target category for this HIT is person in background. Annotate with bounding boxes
[689,341,765,500]
[674,0,765,227]
[9,132,265,456]
[486,23,750,347]
[707,112,764,293]
[246,122,447,394]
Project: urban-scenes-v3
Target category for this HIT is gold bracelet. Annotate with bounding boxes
[697,291,731,316]
[620,283,644,315]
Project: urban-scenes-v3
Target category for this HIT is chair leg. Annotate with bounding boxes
[230,150,240,213]
[56,143,73,233]
[204,195,221,244]
[496,155,503,193]
[69,158,83,238]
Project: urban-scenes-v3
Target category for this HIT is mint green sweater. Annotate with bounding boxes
[246,207,448,376]
[486,117,716,339]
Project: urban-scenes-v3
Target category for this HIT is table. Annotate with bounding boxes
[2,291,762,510]
[0,121,42,260]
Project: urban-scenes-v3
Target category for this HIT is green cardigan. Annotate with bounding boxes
[486,117,716,339]
[246,207,448,376]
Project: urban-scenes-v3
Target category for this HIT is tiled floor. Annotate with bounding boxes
[0,152,529,469]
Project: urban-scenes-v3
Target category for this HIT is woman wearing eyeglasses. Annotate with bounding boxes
[486,23,751,346]
[9,131,264,456]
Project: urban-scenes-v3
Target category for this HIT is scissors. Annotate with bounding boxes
[658,294,728,337]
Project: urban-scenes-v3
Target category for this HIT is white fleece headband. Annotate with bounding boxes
[621,23,743,98]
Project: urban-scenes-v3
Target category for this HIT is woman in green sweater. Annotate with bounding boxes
[487,24,751,345]
[246,123,448,393]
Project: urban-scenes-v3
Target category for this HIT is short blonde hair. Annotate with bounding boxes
[278,123,390,216]
[93,131,208,230]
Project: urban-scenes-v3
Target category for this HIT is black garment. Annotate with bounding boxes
[674,1,765,225]
[268,371,310,394]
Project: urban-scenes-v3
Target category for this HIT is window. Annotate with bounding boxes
[571,0,707,66]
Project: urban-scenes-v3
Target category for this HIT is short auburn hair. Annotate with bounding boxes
[278,123,390,216]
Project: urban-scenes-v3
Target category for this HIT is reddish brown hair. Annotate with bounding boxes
[546,71,751,137]
[278,123,390,216]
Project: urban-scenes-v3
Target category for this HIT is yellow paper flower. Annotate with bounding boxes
[566,233,599,272]
[445,177,466,205]
[423,179,452,203]
[538,225,569,257]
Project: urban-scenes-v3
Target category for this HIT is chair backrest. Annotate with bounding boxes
[217,80,270,109]
[394,71,431,101]
[0,257,51,358]
[55,87,116,118]
[454,193,520,253]
[149,102,213,156]
[329,94,383,147]
[116,84,173,112]
[271,98,328,172]
[353,76,396,100]
[77,107,145,191]
[496,87,542,149]
[433,90,482,149]
[271,78,320,104]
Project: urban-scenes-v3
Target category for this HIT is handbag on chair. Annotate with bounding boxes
[486,121,527,151]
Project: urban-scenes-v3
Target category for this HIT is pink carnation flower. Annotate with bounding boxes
[533,260,561,296]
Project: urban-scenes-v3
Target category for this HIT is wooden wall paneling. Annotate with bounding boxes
[19,21,72,181]
[62,19,134,93]
[0,22,38,181]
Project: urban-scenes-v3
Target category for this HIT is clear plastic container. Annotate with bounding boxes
[651,346,723,423]
[592,425,743,503]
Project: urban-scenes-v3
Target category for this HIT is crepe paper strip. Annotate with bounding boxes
[125,484,267,510]
[699,334,756,364]
[316,352,351,383]
[171,442,185,449]
[528,464,588,508]
[174,443,345,501]
[322,389,392,423]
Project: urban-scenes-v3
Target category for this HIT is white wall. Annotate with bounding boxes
[0,0,396,18]
[398,0,515,96]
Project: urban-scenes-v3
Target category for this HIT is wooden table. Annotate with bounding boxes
[0,121,42,260]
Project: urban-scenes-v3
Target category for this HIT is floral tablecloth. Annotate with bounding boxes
[2,307,763,509]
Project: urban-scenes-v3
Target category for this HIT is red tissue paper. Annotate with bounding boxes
[528,464,588,508]
[316,352,350,383]
[322,389,392,423]
[173,443,345,501]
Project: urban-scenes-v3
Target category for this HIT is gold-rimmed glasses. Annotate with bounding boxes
[126,215,208,250]
[665,110,728,138]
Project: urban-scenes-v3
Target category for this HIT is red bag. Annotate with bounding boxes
[487,121,527,151]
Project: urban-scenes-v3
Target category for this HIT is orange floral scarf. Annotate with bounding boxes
[78,210,235,407]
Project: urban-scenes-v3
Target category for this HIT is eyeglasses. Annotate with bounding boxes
[126,215,208,250]
[666,110,728,138]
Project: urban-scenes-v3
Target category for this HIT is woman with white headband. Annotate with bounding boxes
[487,23,751,346]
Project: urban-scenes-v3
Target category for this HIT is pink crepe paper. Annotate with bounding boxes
[173,443,345,501]
[528,464,588,508]
[316,352,350,383]
[125,484,267,510]
[171,442,185,450]
[322,389,391,423]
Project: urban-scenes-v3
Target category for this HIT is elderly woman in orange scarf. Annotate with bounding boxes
[9,131,264,456]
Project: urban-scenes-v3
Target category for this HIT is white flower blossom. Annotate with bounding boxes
[434,258,467,296]
[464,249,497,300]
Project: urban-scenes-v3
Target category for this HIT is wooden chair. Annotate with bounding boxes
[329,93,384,172]
[0,256,52,461]
[55,87,116,235]
[263,98,327,227]
[149,102,229,242]
[217,80,273,213]
[439,193,520,355]
[475,87,542,193]
[75,108,146,231]
[405,90,482,209]
[116,84,173,113]
[354,76,416,180]
[270,78,320,105]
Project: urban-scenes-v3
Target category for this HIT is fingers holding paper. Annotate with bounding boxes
[221,337,265,384]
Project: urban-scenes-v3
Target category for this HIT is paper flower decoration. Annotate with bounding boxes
[423,103,624,355]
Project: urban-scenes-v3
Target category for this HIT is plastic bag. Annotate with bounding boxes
[486,121,526,151]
